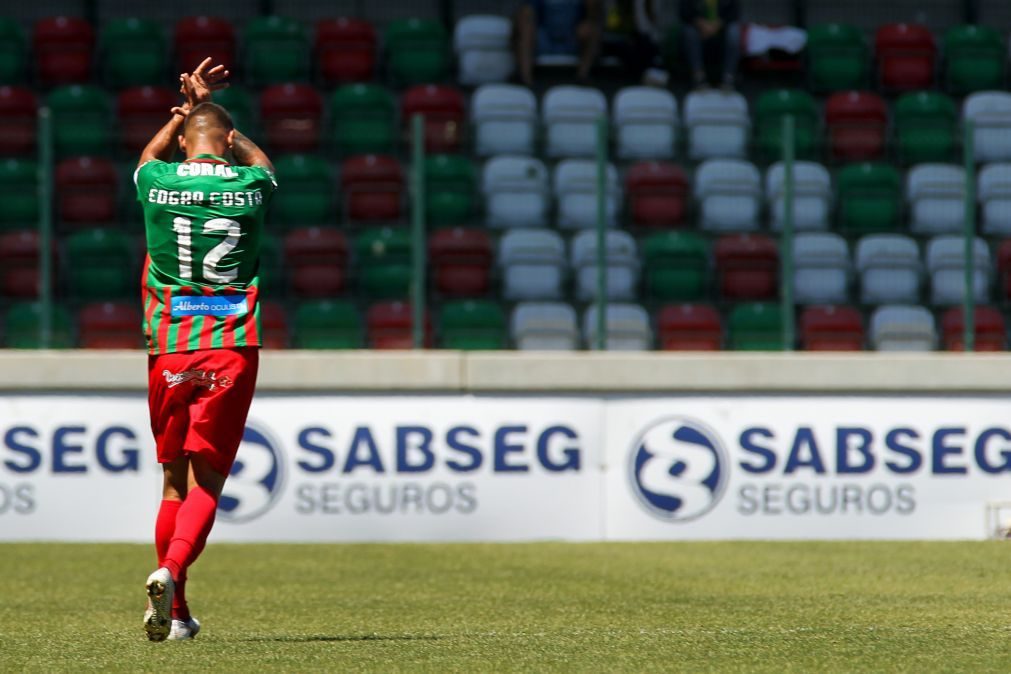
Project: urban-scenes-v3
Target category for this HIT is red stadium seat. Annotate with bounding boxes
[77,301,142,349]
[799,305,865,351]
[117,86,178,153]
[315,18,377,85]
[174,16,236,77]
[657,304,722,350]
[825,91,888,162]
[875,23,936,92]
[428,228,493,298]
[34,16,94,86]
[941,306,1006,351]
[714,234,779,301]
[0,230,55,299]
[341,154,404,222]
[366,301,432,349]
[402,85,465,154]
[54,156,118,226]
[260,83,323,153]
[259,300,290,348]
[283,227,349,298]
[625,161,689,229]
[0,87,37,156]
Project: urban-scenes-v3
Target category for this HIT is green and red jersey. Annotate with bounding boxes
[135,154,276,355]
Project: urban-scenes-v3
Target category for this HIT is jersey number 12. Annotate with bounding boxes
[172,216,240,283]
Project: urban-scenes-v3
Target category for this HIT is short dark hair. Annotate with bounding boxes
[183,102,234,134]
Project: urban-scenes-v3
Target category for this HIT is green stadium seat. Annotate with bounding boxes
[65,229,134,300]
[642,232,709,301]
[4,302,74,348]
[292,300,363,349]
[894,92,957,165]
[439,300,507,350]
[257,233,283,296]
[355,227,412,298]
[425,155,477,227]
[100,18,168,88]
[243,16,310,85]
[212,86,257,138]
[0,19,27,83]
[48,85,111,156]
[271,154,334,226]
[807,23,868,92]
[728,303,786,351]
[329,84,396,156]
[837,163,902,235]
[0,158,38,229]
[385,19,450,85]
[755,89,819,161]
[944,25,1005,95]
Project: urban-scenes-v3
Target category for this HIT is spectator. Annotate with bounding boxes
[679,0,741,89]
[515,0,602,86]
[602,0,667,86]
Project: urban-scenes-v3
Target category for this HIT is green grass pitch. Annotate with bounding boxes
[2,541,1011,672]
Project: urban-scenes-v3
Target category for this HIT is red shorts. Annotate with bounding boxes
[148,347,259,476]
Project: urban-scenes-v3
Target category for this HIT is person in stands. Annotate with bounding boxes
[601,0,667,86]
[679,0,741,89]
[514,0,602,86]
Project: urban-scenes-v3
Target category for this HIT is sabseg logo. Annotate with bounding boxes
[629,417,728,522]
[218,422,285,523]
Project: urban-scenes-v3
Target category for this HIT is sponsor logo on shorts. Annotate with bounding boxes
[170,295,248,317]
[162,369,233,391]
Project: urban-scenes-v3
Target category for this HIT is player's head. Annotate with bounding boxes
[178,102,235,158]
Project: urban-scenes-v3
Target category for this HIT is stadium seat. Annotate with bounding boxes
[806,23,868,93]
[998,240,1011,302]
[212,86,256,137]
[583,303,652,351]
[683,89,749,160]
[766,161,831,232]
[77,302,142,349]
[356,227,411,298]
[895,92,957,165]
[426,155,477,228]
[836,163,901,234]
[542,85,607,159]
[728,303,786,350]
[612,86,677,160]
[429,228,493,297]
[694,159,761,233]
[483,156,550,229]
[642,232,709,301]
[174,16,236,76]
[55,156,118,226]
[403,85,466,154]
[0,86,35,156]
[283,227,349,298]
[657,304,722,350]
[0,19,26,84]
[963,92,1011,163]
[941,306,1006,351]
[926,236,990,306]
[292,300,362,349]
[440,300,507,350]
[715,234,779,301]
[48,85,112,156]
[511,302,578,350]
[270,154,334,227]
[367,301,431,349]
[793,233,850,305]
[799,305,864,351]
[979,163,1011,236]
[943,25,1005,95]
[315,18,376,85]
[385,18,450,85]
[0,230,50,298]
[907,164,966,235]
[626,161,688,229]
[329,84,396,156]
[856,234,922,305]
[870,305,937,351]
[3,302,74,348]
[471,84,537,157]
[259,301,290,349]
[65,228,133,299]
[0,158,38,229]
[260,84,323,153]
[554,159,621,230]
[243,16,310,85]
[258,233,283,296]
[117,86,178,154]
[570,229,640,301]
[34,16,94,85]
[875,23,936,91]
[499,229,566,301]
[341,154,404,223]
[825,91,887,162]
[454,15,514,86]
[754,89,818,162]
[100,18,167,88]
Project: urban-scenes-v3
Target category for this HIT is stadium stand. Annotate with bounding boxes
[0,86,36,156]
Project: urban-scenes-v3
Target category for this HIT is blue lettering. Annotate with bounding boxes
[784,427,826,475]
[836,427,874,474]
[297,427,335,473]
[3,427,41,473]
[96,427,139,472]
[884,428,922,474]
[738,427,776,474]
[396,426,435,473]
[53,426,87,474]
[494,426,529,472]
[932,427,967,474]
[445,426,482,472]
[343,426,384,473]
[537,426,580,472]
[975,428,1011,474]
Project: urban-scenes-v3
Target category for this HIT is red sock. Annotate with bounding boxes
[154,499,182,565]
[163,486,218,583]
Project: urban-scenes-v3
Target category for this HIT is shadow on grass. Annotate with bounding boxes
[241,634,442,643]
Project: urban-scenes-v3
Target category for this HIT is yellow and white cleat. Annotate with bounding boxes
[143,568,175,642]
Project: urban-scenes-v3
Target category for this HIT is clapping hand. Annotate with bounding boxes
[171,57,231,117]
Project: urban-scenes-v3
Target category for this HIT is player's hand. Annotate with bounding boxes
[177,57,230,106]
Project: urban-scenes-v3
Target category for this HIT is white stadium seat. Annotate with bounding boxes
[964,91,1011,163]
[471,84,537,157]
[855,234,922,305]
[542,85,608,158]
[870,305,937,351]
[766,161,832,231]
[553,159,621,229]
[612,86,678,160]
[454,15,515,86]
[569,229,640,302]
[694,158,761,232]
[907,163,967,235]
[482,156,549,229]
[978,163,1011,236]
[583,303,653,351]
[511,302,579,350]
[926,235,990,305]
[793,233,850,305]
[499,229,566,301]
[683,89,749,160]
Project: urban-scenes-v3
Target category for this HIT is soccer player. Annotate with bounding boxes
[135,59,276,642]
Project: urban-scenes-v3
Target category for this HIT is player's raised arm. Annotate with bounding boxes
[230,131,274,175]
